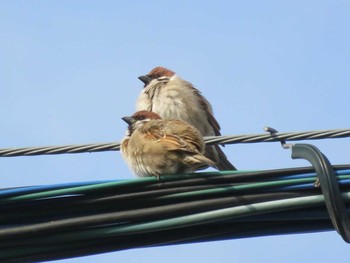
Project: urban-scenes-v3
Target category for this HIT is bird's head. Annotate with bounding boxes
[122,110,162,135]
[138,66,175,87]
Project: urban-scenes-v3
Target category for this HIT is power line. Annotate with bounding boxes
[1,166,350,262]
[0,128,349,157]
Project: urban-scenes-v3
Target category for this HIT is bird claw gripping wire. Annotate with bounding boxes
[265,126,350,243]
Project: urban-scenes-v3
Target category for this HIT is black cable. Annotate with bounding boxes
[1,219,335,263]
[1,165,350,262]
[0,191,314,243]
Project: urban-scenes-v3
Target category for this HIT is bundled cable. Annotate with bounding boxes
[1,131,350,262]
[1,165,350,262]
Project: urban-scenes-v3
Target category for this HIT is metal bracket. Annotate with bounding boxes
[264,126,350,242]
[291,143,350,243]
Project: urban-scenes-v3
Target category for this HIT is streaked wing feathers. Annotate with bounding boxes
[192,87,221,136]
[142,121,202,154]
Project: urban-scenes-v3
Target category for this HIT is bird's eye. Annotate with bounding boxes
[138,116,145,120]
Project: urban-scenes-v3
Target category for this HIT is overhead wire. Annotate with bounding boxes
[0,128,349,157]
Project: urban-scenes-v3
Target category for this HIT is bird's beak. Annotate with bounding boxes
[122,116,135,125]
[138,75,152,85]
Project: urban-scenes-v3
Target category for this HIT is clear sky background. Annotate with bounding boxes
[1,1,350,262]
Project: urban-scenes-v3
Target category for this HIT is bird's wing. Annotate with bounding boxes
[142,122,201,154]
[161,134,198,153]
[192,87,221,136]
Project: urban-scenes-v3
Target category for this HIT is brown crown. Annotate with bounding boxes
[146,66,175,79]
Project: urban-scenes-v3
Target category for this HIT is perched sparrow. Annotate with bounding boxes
[121,110,216,178]
[137,66,236,171]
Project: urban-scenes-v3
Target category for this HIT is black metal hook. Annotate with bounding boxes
[264,127,293,149]
[291,144,350,243]
[264,126,350,243]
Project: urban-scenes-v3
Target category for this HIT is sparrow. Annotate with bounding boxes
[136,66,236,171]
[121,110,217,178]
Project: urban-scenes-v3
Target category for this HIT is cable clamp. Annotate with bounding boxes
[265,126,350,243]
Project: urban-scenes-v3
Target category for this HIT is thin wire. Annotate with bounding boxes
[0,128,349,157]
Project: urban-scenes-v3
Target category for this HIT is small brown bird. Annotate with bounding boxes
[136,66,236,171]
[121,110,216,178]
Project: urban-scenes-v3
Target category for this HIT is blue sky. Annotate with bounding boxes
[1,1,350,262]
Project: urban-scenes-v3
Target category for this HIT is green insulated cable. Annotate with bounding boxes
[1,167,350,262]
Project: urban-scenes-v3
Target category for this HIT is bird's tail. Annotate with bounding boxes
[183,154,217,172]
[205,145,236,171]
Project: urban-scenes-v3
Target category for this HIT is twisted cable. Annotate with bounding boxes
[0,128,349,157]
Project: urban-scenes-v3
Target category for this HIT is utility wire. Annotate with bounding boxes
[1,167,350,262]
[0,128,349,157]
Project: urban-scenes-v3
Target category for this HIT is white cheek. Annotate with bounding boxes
[124,130,131,137]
